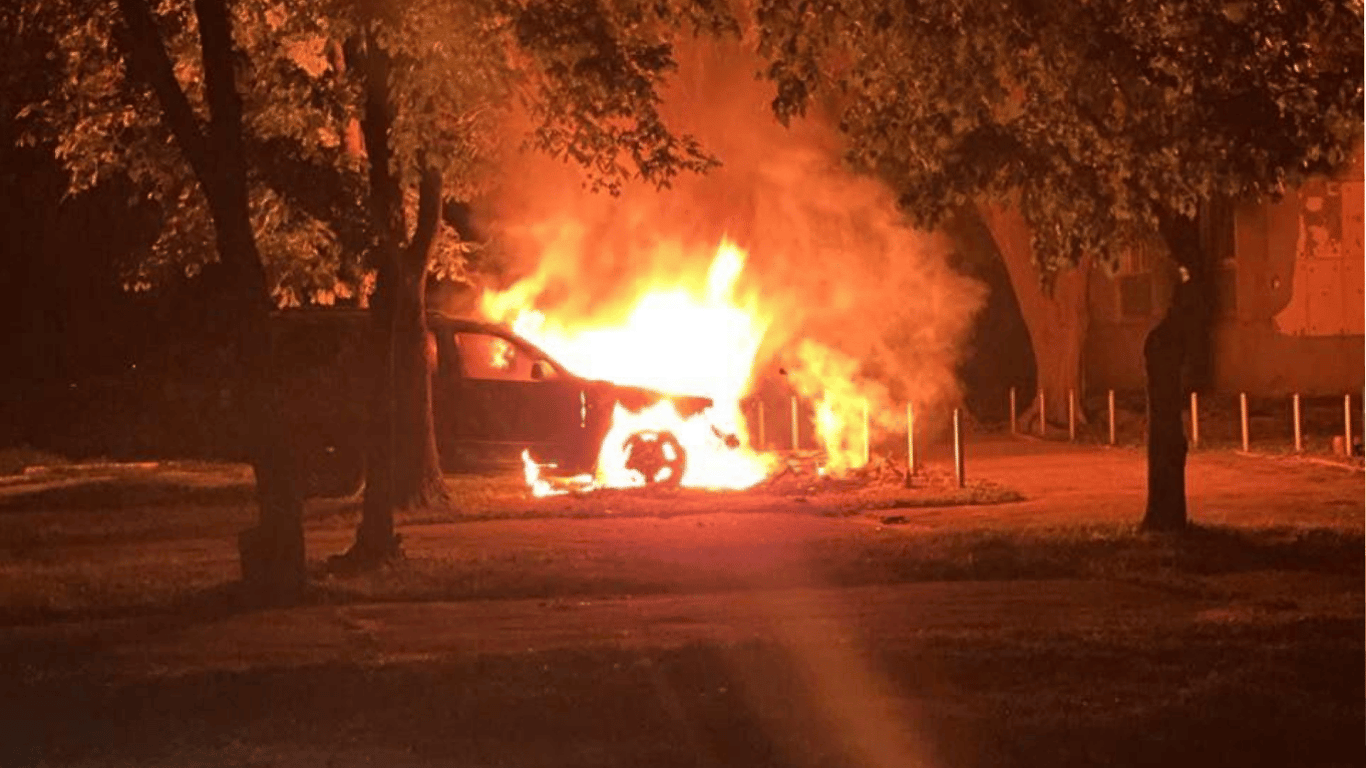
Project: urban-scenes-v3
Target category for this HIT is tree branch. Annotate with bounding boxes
[405,164,442,267]
[113,0,211,180]
[192,0,248,187]
[358,24,405,251]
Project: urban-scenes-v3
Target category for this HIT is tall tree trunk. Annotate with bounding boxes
[1142,211,1205,532]
[208,190,306,600]
[351,178,448,562]
[116,0,306,600]
[978,204,1091,430]
[343,28,447,565]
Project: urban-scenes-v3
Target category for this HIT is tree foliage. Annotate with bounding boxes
[756,0,1363,276]
[18,0,737,300]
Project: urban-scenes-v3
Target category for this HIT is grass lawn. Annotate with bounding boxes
[0,441,1360,767]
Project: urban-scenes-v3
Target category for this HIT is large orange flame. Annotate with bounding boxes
[487,240,777,494]
[484,238,904,497]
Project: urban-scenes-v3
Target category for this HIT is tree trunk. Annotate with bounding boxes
[342,28,448,566]
[116,0,306,601]
[236,340,306,600]
[350,236,448,562]
[212,196,306,600]
[1141,211,1206,532]
[978,204,1091,431]
[1141,299,1187,530]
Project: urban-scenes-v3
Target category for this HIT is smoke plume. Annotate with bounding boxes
[470,37,984,459]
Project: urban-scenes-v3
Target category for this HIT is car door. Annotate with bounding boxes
[431,329,468,462]
[446,329,584,465]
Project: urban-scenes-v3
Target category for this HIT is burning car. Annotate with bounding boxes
[429,313,720,487]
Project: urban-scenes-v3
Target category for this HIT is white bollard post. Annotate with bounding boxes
[953,408,965,488]
[1345,393,1354,457]
[1292,393,1302,453]
[862,398,871,467]
[905,402,917,484]
[791,396,799,451]
[1108,389,1116,446]
[1038,389,1047,437]
[1190,391,1200,449]
[1068,389,1076,442]
[1240,392,1249,453]
[1009,387,1017,435]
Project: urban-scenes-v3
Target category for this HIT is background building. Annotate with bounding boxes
[1087,148,1365,397]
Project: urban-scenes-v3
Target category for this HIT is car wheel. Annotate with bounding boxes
[622,430,687,487]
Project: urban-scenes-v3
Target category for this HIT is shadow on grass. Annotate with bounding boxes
[823,522,1365,587]
[307,523,1364,608]
[4,521,1358,624]
[0,479,256,512]
[1161,523,1364,574]
[0,580,257,630]
[1,622,1359,768]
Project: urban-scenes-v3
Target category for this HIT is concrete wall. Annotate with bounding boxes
[1086,149,1365,397]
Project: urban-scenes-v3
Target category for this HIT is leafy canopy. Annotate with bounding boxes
[756,0,1364,274]
[18,0,737,300]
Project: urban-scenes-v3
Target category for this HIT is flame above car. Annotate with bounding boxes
[483,238,893,495]
[488,241,774,494]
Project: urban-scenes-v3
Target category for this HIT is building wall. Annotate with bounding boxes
[1086,149,1365,397]
[1084,237,1176,394]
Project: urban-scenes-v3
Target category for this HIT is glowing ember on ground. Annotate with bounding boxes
[520,449,593,497]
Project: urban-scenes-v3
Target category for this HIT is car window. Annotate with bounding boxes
[454,332,553,381]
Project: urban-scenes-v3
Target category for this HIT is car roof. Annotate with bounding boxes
[270,308,575,377]
[270,308,517,336]
[425,311,517,336]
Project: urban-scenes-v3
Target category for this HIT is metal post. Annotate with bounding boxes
[1190,391,1200,449]
[862,398,871,467]
[953,408,965,488]
[905,402,917,483]
[1108,389,1116,446]
[1067,389,1076,442]
[1038,390,1047,437]
[1009,387,1017,435]
[790,396,799,451]
[1240,392,1249,452]
[756,400,765,450]
[1345,393,1354,457]
[1292,393,1302,453]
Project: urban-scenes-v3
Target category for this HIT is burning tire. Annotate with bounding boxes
[622,430,687,487]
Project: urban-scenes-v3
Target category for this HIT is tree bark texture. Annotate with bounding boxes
[352,228,448,562]
[345,28,448,565]
[1141,211,1207,532]
[978,204,1091,430]
[117,0,306,600]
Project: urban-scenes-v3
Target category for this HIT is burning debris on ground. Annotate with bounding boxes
[511,442,1020,525]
